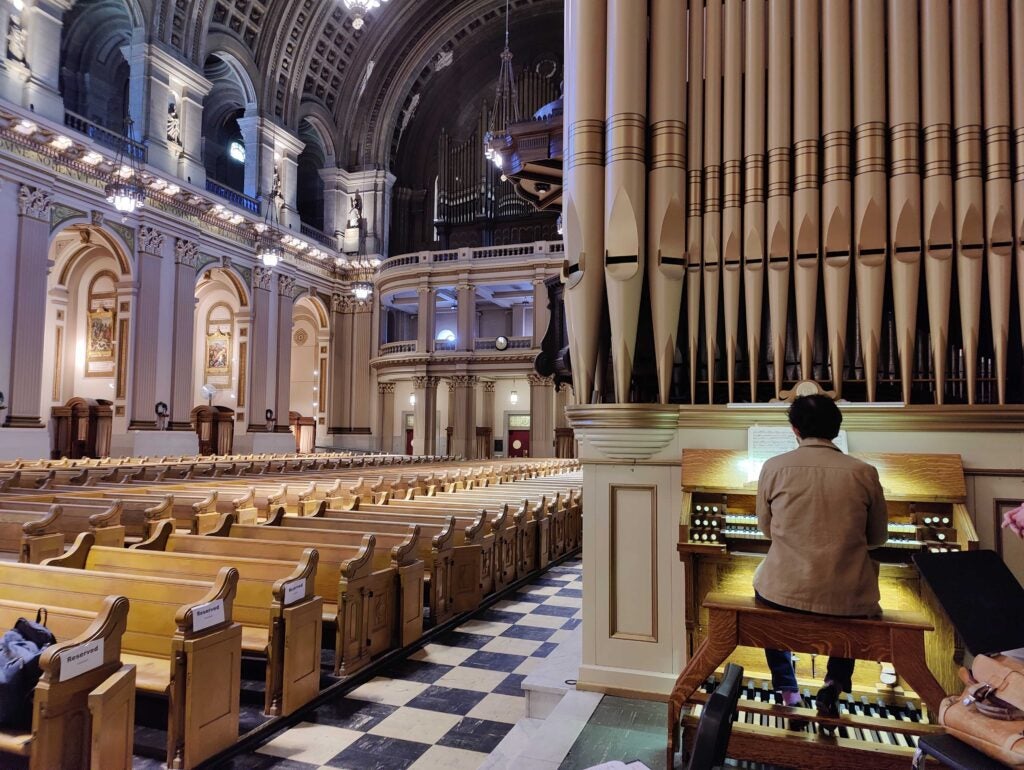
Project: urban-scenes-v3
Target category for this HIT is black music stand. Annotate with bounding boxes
[912,549,1024,655]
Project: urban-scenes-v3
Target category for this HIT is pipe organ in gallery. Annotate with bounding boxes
[561,0,1024,407]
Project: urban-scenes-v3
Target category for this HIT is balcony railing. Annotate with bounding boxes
[473,336,534,351]
[63,110,147,162]
[379,341,418,355]
[434,339,457,351]
[380,240,564,273]
[205,179,260,214]
[301,222,337,249]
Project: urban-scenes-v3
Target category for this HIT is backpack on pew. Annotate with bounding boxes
[0,609,57,727]
[938,654,1024,768]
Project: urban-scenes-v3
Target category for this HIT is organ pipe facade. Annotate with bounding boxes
[563,0,1024,405]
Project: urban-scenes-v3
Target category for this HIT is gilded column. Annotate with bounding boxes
[922,0,953,403]
[412,376,439,455]
[528,374,555,458]
[273,274,296,432]
[5,186,52,427]
[377,382,395,453]
[603,0,647,403]
[246,267,273,432]
[129,226,166,429]
[169,239,198,429]
[563,0,607,403]
[888,0,922,405]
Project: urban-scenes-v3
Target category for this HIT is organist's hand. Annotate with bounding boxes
[1002,504,1024,538]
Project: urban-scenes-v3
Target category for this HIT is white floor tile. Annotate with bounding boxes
[547,630,573,645]
[457,619,513,636]
[256,722,362,765]
[368,706,463,744]
[481,636,543,657]
[514,614,565,629]
[410,643,476,667]
[492,600,538,614]
[522,585,560,596]
[407,744,489,770]
[467,693,525,724]
[543,595,582,608]
[513,657,542,675]
[346,677,431,707]
[434,666,508,693]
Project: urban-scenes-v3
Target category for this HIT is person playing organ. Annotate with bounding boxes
[752,394,889,723]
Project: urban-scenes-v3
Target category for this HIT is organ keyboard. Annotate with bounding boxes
[678,448,979,701]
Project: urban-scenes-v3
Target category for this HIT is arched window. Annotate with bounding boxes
[202,54,254,195]
[436,329,456,343]
[296,120,328,232]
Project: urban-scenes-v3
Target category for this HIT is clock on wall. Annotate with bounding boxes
[495,335,509,351]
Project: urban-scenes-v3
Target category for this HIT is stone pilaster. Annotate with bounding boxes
[450,374,478,459]
[168,239,198,428]
[320,168,395,258]
[238,117,304,222]
[377,382,395,452]
[533,276,550,346]
[246,266,273,431]
[528,374,556,457]
[456,281,476,351]
[5,185,52,427]
[327,292,349,434]
[349,296,373,433]
[22,0,69,121]
[129,226,167,428]
[273,273,297,432]
[412,375,439,455]
[416,286,435,353]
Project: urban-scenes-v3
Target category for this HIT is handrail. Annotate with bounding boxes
[205,179,260,214]
[63,110,147,163]
[300,222,337,248]
[380,341,418,355]
[379,240,564,273]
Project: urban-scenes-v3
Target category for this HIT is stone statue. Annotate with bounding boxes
[347,191,362,227]
[7,15,26,64]
[166,102,181,145]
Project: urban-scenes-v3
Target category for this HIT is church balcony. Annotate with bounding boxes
[205,179,260,215]
[64,110,147,163]
[300,222,338,250]
[379,341,418,356]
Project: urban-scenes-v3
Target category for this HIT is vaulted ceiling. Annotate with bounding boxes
[140,0,562,169]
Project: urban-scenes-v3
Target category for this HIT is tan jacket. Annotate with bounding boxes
[753,437,889,616]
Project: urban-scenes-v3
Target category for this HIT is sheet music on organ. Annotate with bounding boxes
[746,425,849,464]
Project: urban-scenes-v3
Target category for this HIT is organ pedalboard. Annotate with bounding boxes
[684,494,960,556]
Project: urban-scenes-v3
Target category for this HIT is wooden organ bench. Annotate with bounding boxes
[667,593,948,770]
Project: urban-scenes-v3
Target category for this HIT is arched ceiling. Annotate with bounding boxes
[139,0,562,169]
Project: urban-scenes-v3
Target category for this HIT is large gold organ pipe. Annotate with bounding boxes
[983,0,1012,406]
[743,0,767,400]
[562,0,606,403]
[686,0,705,403]
[922,0,953,405]
[766,0,791,397]
[702,0,723,403]
[821,0,852,398]
[792,0,818,383]
[721,0,743,402]
[647,0,687,404]
[603,0,647,403]
[853,0,887,403]
[953,0,984,405]
[1015,1,1024,358]
[888,0,922,406]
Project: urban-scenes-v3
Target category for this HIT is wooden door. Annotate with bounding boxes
[405,429,414,455]
[508,430,530,457]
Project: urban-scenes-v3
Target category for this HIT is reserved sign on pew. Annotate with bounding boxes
[283,578,307,606]
[192,599,226,631]
[59,638,105,681]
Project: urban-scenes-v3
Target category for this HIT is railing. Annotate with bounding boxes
[63,110,147,163]
[380,240,564,273]
[379,341,418,355]
[205,179,260,214]
[301,222,337,249]
[433,339,457,351]
[473,336,534,351]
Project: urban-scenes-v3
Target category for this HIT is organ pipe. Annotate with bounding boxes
[560,0,1024,406]
[647,0,687,404]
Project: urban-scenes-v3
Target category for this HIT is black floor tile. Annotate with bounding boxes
[431,629,494,649]
[475,608,528,624]
[223,754,320,770]
[531,603,578,617]
[311,698,398,731]
[406,684,488,715]
[492,673,527,697]
[509,591,546,603]
[532,641,558,658]
[501,624,556,641]
[326,734,431,770]
[557,587,583,598]
[461,650,527,673]
[437,717,513,753]
[384,658,454,683]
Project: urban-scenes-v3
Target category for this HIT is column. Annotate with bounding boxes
[177,73,213,185]
[532,276,550,346]
[237,118,304,222]
[169,239,198,429]
[528,374,555,458]
[22,0,69,121]
[456,281,476,351]
[273,274,296,432]
[511,303,528,338]
[377,382,395,452]
[319,168,345,245]
[411,376,438,455]
[450,375,478,459]
[129,226,166,428]
[555,382,575,458]
[480,380,495,457]
[327,292,349,434]
[347,296,373,432]
[246,267,272,432]
[5,185,52,427]
[445,379,456,452]
[416,286,435,353]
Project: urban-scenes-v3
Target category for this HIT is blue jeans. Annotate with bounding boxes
[755,593,857,694]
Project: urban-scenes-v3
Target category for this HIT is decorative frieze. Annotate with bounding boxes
[17,185,52,220]
[138,226,166,255]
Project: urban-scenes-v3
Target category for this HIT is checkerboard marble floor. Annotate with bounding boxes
[231,557,584,770]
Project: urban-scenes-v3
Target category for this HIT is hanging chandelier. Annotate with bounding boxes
[255,166,283,267]
[352,281,373,301]
[104,114,145,214]
[483,0,520,169]
[344,0,387,30]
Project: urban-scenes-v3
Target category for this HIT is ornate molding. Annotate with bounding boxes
[566,404,680,461]
[331,292,345,313]
[378,382,396,395]
[412,376,440,389]
[449,374,479,388]
[138,226,166,255]
[18,185,52,220]
[277,274,297,298]
[483,381,496,393]
[252,266,273,291]
[175,238,200,267]
[556,382,574,394]
[528,373,554,387]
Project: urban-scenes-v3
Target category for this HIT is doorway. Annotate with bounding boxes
[508,429,530,457]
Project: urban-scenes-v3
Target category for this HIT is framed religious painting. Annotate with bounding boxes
[87,309,115,361]
[205,332,232,378]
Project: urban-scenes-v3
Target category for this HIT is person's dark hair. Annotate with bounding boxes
[787,394,842,439]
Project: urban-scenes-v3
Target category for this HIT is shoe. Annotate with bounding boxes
[815,683,840,733]
[780,691,807,731]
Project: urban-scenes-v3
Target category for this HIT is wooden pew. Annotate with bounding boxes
[223,515,460,625]
[0,494,167,545]
[137,519,423,675]
[0,502,124,563]
[0,595,134,770]
[0,561,242,769]
[47,532,321,717]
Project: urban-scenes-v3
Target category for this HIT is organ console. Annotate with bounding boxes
[677,448,979,700]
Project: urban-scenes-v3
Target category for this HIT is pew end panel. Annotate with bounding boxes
[86,664,136,770]
[268,548,322,716]
[390,529,425,648]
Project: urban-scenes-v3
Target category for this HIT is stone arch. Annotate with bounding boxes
[193,266,250,415]
[202,46,260,196]
[296,116,333,233]
[290,294,329,443]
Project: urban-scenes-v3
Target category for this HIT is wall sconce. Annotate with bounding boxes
[409,392,416,407]
[509,385,519,405]
[265,408,276,432]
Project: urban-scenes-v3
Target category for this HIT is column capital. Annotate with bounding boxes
[252,266,273,291]
[528,373,555,387]
[174,238,199,267]
[138,226,166,255]
[378,382,396,395]
[277,273,298,299]
[482,381,496,393]
[412,375,440,389]
[556,381,574,394]
[331,292,346,313]
[450,374,479,388]
[17,185,52,220]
